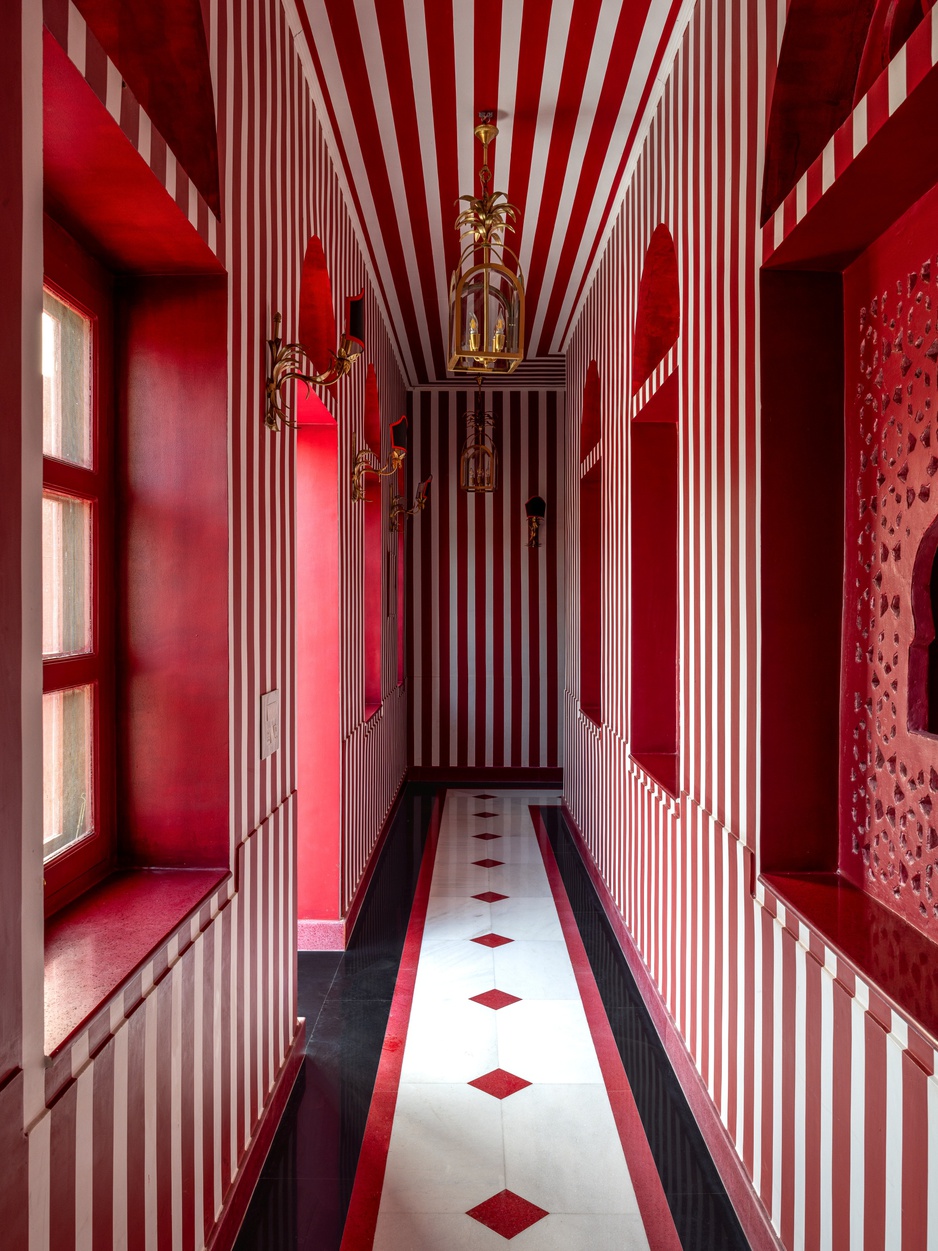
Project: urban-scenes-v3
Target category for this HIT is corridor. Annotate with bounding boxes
[235,786,749,1250]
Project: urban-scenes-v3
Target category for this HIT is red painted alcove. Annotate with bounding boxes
[630,376,679,796]
[761,25,938,1032]
[580,362,602,724]
[630,229,679,796]
[363,365,383,717]
[296,391,341,926]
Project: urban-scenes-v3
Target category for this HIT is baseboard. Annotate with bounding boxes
[297,919,345,950]
[406,765,563,786]
[559,803,785,1251]
[205,1018,307,1251]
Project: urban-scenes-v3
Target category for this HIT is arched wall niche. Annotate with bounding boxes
[630,229,680,796]
[631,226,679,393]
[761,0,935,224]
[364,363,381,457]
[581,360,601,459]
[72,0,220,215]
[298,236,338,375]
[579,361,602,725]
[362,366,383,718]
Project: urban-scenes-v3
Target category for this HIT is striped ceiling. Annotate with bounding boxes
[295,0,683,386]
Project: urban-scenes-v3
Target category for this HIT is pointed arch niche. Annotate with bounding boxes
[580,362,603,724]
[630,226,680,798]
[363,364,383,718]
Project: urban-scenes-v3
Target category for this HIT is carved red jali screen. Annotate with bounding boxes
[842,177,938,939]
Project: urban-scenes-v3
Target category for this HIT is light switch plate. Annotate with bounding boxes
[260,689,280,759]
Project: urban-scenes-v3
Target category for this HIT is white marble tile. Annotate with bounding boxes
[485,863,553,897]
[379,1083,505,1213]
[374,1210,508,1250]
[412,937,495,1000]
[496,1000,604,1083]
[502,1084,640,1215]
[511,1213,651,1250]
[493,941,580,1000]
[400,998,499,1082]
[488,897,563,940]
[423,895,493,939]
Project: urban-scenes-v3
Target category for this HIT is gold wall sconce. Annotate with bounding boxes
[460,383,498,493]
[526,495,546,547]
[391,475,432,531]
[264,289,365,432]
[352,415,408,502]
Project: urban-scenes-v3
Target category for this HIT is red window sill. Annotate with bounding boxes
[630,751,679,800]
[763,870,938,1044]
[45,866,228,1055]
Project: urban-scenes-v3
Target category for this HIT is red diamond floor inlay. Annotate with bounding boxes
[471,932,513,948]
[468,1068,532,1099]
[466,1190,549,1238]
[472,858,504,868]
[473,811,498,818]
[469,988,521,1010]
[472,891,509,903]
[473,832,501,840]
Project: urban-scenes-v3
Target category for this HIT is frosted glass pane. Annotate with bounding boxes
[42,290,92,467]
[42,494,91,657]
[43,685,93,861]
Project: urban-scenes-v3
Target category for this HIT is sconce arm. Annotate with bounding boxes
[352,445,407,502]
[265,314,364,432]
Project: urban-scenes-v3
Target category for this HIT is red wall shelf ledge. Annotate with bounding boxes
[45,868,229,1058]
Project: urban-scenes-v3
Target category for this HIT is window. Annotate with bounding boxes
[41,224,116,914]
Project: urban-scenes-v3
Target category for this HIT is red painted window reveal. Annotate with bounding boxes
[363,365,383,718]
[630,372,679,797]
[580,460,603,724]
[299,236,339,375]
[297,394,341,924]
[69,0,220,214]
[841,176,938,938]
[631,227,679,393]
[42,218,117,917]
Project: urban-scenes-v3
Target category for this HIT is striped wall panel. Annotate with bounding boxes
[562,0,938,1247]
[406,388,565,770]
[18,0,409,1245]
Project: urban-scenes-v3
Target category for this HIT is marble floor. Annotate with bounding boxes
[234,784,749,1250]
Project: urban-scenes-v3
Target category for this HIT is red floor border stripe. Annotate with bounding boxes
[529,805,684,1251]
[338,790,446,1251]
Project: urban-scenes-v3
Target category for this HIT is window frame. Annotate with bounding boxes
[42,219,117,916]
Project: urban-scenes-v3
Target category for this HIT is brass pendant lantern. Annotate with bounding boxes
[448,113,525,377]
[460,382,498,493]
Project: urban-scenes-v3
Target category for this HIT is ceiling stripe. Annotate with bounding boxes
[298,0,679,383]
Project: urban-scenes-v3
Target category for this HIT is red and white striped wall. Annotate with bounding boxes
[406,387,565,771]
[12,0,410,1244]
[563,0,938,1247]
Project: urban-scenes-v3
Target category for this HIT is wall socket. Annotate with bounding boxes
[260,689,280,759]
